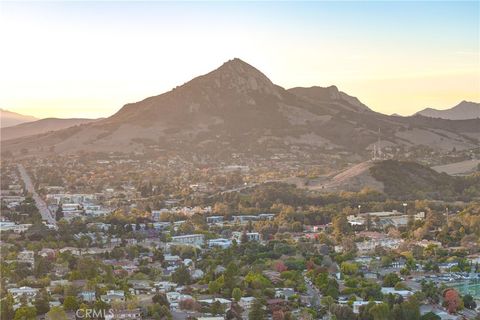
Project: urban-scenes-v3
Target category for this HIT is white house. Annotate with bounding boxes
[171,234,205,246]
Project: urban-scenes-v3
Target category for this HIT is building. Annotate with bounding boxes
[8,286,39,304]
[232,215,259,223]
[101,290,125,303]
[232,232,261,243]
[171,234,205,246]
[347,211,425,228]
[381,288,413,299]
[206,216,224,224]
[208,238,232,249]
[18,250,35,266]
[239,297,256,310]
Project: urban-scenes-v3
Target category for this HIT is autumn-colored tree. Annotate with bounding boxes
[274,260,288,273]
[443,288,462,314]
[272,310,285,320]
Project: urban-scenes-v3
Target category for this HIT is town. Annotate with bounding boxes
[1,153,479,320]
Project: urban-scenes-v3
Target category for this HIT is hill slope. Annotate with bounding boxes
[1,118,99,141]
[2,59,480,158]
[416,101,480,120]
[369,160,480,200]
[0,109,38,128]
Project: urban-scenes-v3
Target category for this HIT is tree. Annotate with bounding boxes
[209,277,223,296]
[333,214,350,240]
[274,260,288,273]
[420,312,441,320]
[340,262,358,275]
[172,265,191,285]
[1,293,15,320]
[226,302,244,320]
[248,300,265,320]
[45,307,68,320]
[462,294,476,309]
[331,304,355,320]
[443,289,462,314]
[382,273,401,287]
[400,297,421,320]
[321,296,335,311]
[62,296,79,311]
[13,306,36,320]
[152,292,170,307]
[369,303,390,320]
[34,289,51,315]
[148,304,172,320]
[232,288,242,302]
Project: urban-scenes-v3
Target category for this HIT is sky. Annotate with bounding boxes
[0,1,478,119]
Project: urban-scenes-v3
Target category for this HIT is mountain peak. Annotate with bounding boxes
[203,58,278,95]
[416,100,479,120]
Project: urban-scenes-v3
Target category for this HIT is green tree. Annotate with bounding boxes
[62,296,79,311]
[232,288,242,302]
[14,306,37,320]
[333,214,350,240]
[152,292,170,307]
[248,300,265,320]
[369,303,390,320]
[45,307,68,320]
[382,273,401,287]
[420,312,441,320]
[462,294,476,310]
[0,293,15,320]
[34,289,51,315]
[171,265,191,285]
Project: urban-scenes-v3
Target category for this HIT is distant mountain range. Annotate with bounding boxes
[1,118,99,141]
[2,58,480,158]
[0,109,38,128]
[416,100,479,120]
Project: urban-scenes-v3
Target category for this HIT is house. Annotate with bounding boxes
[232,215,259,223]
[154,281,177,292]
[275,288,296,300]
[8,286,39,304]
[17,250,35,266]
[38,248,56,259]
[191,269,205,280]
[101,290,125,303]
[171,234,205,246]
[206,216,224,224]
[239,297,256,310]
[79,291,96,303]
[128,280,154,295]
[198,298,231,305]
[164,254,182,267]
[0,221,31,233]
[166,292,193,304]
[381,288,413,299]
[231,232,260,243]
[208,238,232,249]
[352,301,382,313]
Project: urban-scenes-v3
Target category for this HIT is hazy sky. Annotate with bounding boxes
[0,1,478,118]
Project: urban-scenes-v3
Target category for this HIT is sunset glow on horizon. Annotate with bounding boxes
[0,1,478,119]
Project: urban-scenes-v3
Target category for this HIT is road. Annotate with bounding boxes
[17,164,57,226]
[304,273,322,308]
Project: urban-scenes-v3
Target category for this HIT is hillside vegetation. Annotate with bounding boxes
[369,160,480,200]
